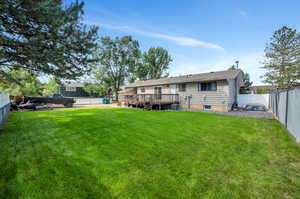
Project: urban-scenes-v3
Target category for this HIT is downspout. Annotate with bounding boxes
[234,77,238,105]
[227,78,237,111]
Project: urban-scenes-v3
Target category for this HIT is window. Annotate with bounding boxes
[66,86,76,92]
[154,87,162,99]
[178,84,186,92]
[198,82,217,91]
[141,88,145,93]
[204,105,211,110]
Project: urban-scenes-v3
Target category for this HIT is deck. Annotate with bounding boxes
[124,94,179,109]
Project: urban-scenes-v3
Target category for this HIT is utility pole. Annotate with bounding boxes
[235,61,239,69]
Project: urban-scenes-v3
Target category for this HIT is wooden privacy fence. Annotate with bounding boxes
[0,93,10,128]
[269,86,300,142]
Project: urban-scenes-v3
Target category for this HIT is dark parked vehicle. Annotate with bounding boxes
[20,94,75,109]
[245,103,266,111]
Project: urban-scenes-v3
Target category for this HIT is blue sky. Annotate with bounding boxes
[65,0,300,84]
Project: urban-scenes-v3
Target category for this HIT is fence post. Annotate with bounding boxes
[275,92,278,117]
[285,89,289,128]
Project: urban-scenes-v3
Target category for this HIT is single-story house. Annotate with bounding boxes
[59,83,91,97]
[119,69,243,112]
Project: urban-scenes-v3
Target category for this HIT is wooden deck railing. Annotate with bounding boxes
[125,94,179,105]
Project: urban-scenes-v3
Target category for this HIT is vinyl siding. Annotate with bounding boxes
[178,80,229,106]
[136,80,231,106]
[137,85,172,94]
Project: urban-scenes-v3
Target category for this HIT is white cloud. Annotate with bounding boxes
[87,22,224,50]
[170,52,266,84]
[237,9,248,19]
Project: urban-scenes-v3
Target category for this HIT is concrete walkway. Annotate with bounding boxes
[193,110,274,119]
[124,106,274,119]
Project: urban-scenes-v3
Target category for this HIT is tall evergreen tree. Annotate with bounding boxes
[262,26,300,88]
[239,72,253,94]
[0,0,98,83]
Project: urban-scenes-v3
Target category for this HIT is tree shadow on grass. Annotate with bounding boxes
[35,157,114,199]
[0,152,114,199]
[0,159,18,199]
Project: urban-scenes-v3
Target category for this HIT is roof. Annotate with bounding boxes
[125,69,242,88]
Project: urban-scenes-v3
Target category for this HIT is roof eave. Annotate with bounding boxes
[125,78,230,88]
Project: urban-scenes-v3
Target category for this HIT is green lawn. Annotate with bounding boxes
[1,108,300,199]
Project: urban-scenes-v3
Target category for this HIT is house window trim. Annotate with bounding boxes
[178,83,186,92]
[198,82,217,92]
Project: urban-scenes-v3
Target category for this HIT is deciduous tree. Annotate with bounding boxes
[94,36,141,100]
[137,47,172,80]
[83,67,112,96]
[0,69,42,96]
[42,78,60,97]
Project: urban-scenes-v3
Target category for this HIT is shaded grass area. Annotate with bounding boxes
[1,108,300,199]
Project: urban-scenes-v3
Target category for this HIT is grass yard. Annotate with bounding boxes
[1,108,300,199]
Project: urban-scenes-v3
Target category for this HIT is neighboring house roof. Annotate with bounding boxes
[249,85,277,90]
[125,69,242,88]
[62,83,84,87]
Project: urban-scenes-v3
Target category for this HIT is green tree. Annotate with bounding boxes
[83,82,111,97]
[83,67,112,96]
[228,61,240,70]
[42,78,60,97]
[239,72,253,94]
[262,26,300,88]
[0,69,42,96]
[256,88,271,94]
[0,0,98,83]
[94,36,141,100]
[137,47,172,80]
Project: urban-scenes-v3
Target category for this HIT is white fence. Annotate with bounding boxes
[270,87,300,142]
[237,94,270,108]
[0,93,10,128]
[74,98,103,105]
[0,93,9,108]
